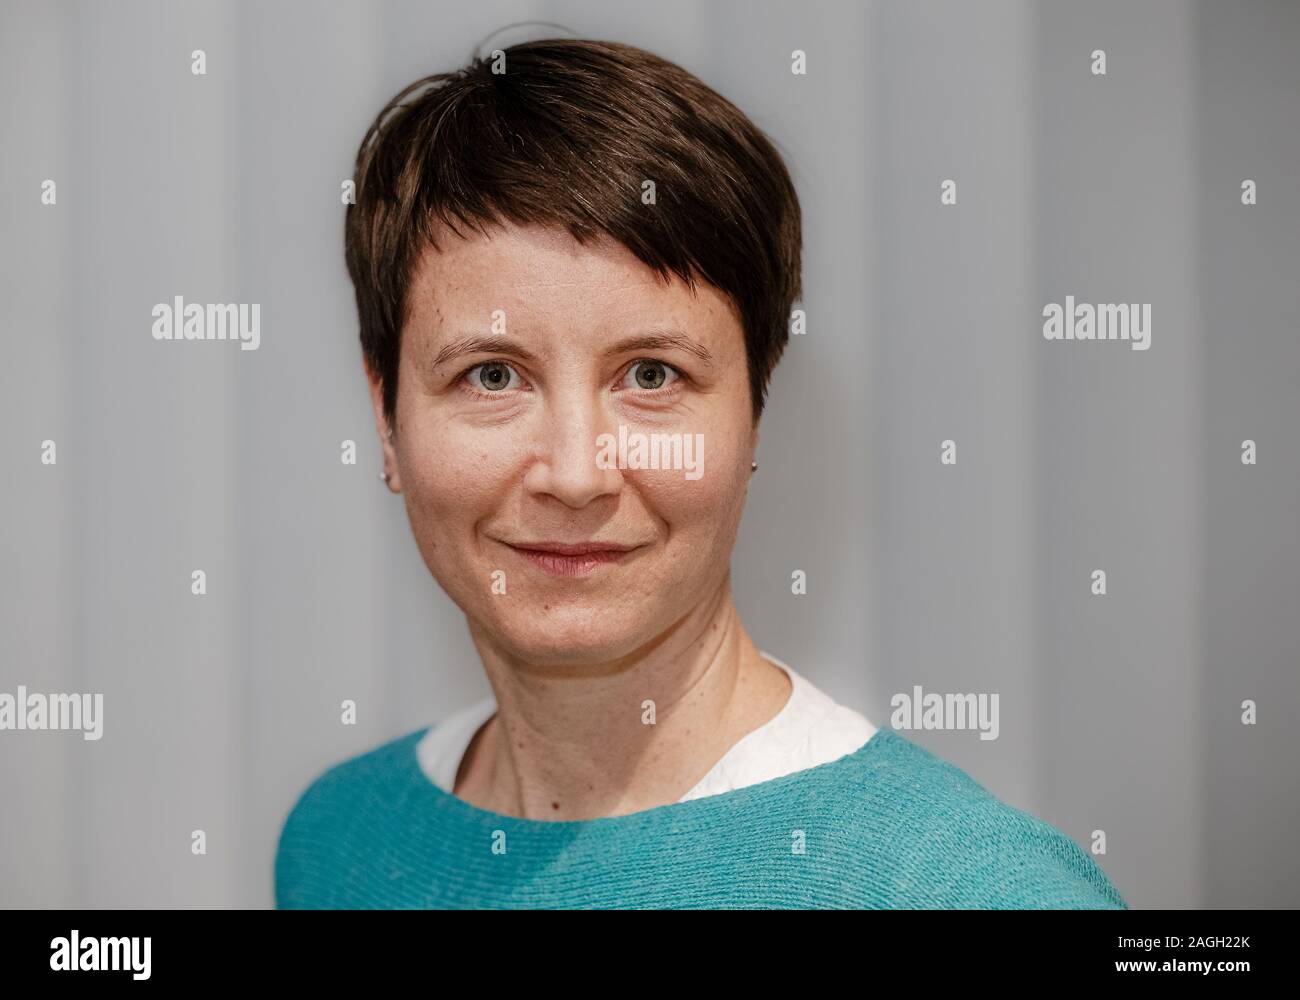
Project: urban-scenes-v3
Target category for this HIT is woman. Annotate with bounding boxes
[275,37,1126,909]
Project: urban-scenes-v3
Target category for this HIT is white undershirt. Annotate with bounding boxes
[415,651,878,803]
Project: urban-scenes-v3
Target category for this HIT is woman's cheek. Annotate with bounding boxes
[405,422,502,504]
[399,435,488,564]
[652,426,746,504]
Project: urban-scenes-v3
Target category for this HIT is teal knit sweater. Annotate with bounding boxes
[275,725,1127,909]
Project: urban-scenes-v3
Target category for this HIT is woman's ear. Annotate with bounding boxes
[365,357,401,493]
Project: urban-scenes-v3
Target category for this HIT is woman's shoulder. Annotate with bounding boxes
[284,726,428,811]
[274,727,429,908]
[829,728,1128,909]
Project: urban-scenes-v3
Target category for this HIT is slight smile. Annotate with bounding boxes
[497,540,643,578]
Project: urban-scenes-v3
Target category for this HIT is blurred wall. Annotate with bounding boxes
[1,0,1296,908]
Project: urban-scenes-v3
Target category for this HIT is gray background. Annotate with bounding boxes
[2,0,1296,909]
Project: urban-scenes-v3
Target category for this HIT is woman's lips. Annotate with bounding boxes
[504,542,638,577]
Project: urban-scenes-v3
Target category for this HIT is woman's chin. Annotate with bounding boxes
[485,614,656,667]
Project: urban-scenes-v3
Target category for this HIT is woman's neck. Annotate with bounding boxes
[454,577,791,820]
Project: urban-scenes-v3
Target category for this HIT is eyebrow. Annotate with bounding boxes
[428,329,715,371]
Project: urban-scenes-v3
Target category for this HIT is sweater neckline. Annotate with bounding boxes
[414,650,875,801]
[398,724,899,830]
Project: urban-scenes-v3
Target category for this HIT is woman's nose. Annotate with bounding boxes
[522,393,623,508]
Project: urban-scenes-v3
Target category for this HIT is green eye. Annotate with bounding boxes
[626,360,677,391]
[472,362,516,391]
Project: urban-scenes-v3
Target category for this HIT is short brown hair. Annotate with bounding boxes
[345,37,802,427]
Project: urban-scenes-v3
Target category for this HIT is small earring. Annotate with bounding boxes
[751,460,758,472]
[380,471,391,484]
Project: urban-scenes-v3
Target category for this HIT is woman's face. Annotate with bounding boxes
[371,221,759,665]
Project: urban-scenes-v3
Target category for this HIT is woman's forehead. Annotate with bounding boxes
[412,220,663,294]
[405,223,741,350]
